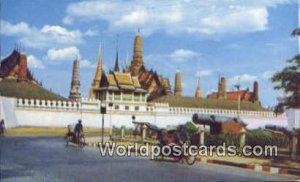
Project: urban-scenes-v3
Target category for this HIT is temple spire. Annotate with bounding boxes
[253,81,259,102]
[195,77,201,98]
[92,45,103,87]
[114,36,120,72]
[130,30,143,76]
[114,49,120,72]
[174,70,182,96]
[69,59,81,101]
[218,77,227,99]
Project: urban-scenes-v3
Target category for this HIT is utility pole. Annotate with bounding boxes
[100,103,106,145]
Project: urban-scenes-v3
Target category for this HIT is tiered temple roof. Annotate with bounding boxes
[92,71,146,93]
[0,50,34,81]
[0,50,65,100]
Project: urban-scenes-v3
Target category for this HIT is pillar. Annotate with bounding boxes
[239,128,246,149]
[199,128,205,145]
[142,124,147,141]
[121,126,125,139]
[291,132,298,160]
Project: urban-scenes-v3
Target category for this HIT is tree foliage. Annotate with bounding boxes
[183,121,198,136]
[271,55,300,113]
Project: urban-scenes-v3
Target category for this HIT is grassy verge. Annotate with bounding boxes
[5,127,111,136]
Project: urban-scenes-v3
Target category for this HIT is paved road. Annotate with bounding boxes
[0,136,296,182]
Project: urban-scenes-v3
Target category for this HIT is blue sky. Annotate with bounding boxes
[0,0,298,108]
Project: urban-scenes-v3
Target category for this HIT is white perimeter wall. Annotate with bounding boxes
[0,96,291,129]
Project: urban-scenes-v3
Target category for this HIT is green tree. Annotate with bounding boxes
[183,121,198,136]
[271,55,300,113]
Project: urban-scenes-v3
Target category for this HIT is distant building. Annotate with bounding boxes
[0,50,65,100]
[207,77,260,103]
[0,50,34,83]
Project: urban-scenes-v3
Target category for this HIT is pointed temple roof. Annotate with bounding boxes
[92,46,103,87]
[0,50,34,81]
[195,78,201,98]
[114,49,120,72]
[0,50,65,100]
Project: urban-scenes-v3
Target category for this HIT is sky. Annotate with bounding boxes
[0,0,298,108]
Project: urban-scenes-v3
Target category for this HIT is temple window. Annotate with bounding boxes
[134,93,140,102]
[108,91,113,100]
[123,92,133,101]
[114,92,121,100]
[135,106,139,111]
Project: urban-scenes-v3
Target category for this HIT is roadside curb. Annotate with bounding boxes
[86,142,300,178]
[196,157,300,177]
[86,142,99,147]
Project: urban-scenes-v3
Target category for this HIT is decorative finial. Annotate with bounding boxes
[125,50,129,66]
[137,28,141,36]
[114,35,120,72]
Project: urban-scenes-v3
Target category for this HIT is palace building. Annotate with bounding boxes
[89,31,172,102]
[89,30,261,108]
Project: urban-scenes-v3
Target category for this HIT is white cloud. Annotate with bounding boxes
[80,59,96,69]
[229,74,258,84]
[46,46,80,61]
[62,16,73,25]
[45,47,95,69]
[64,0,291,37]
[83,29,98,36]
[0,20,96,49]
[195,70,213,77]
[262,70,275,79]
[145,48,199,64]
[170,49,199,62]
[0,20,31,35]
[27,55,45,69]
